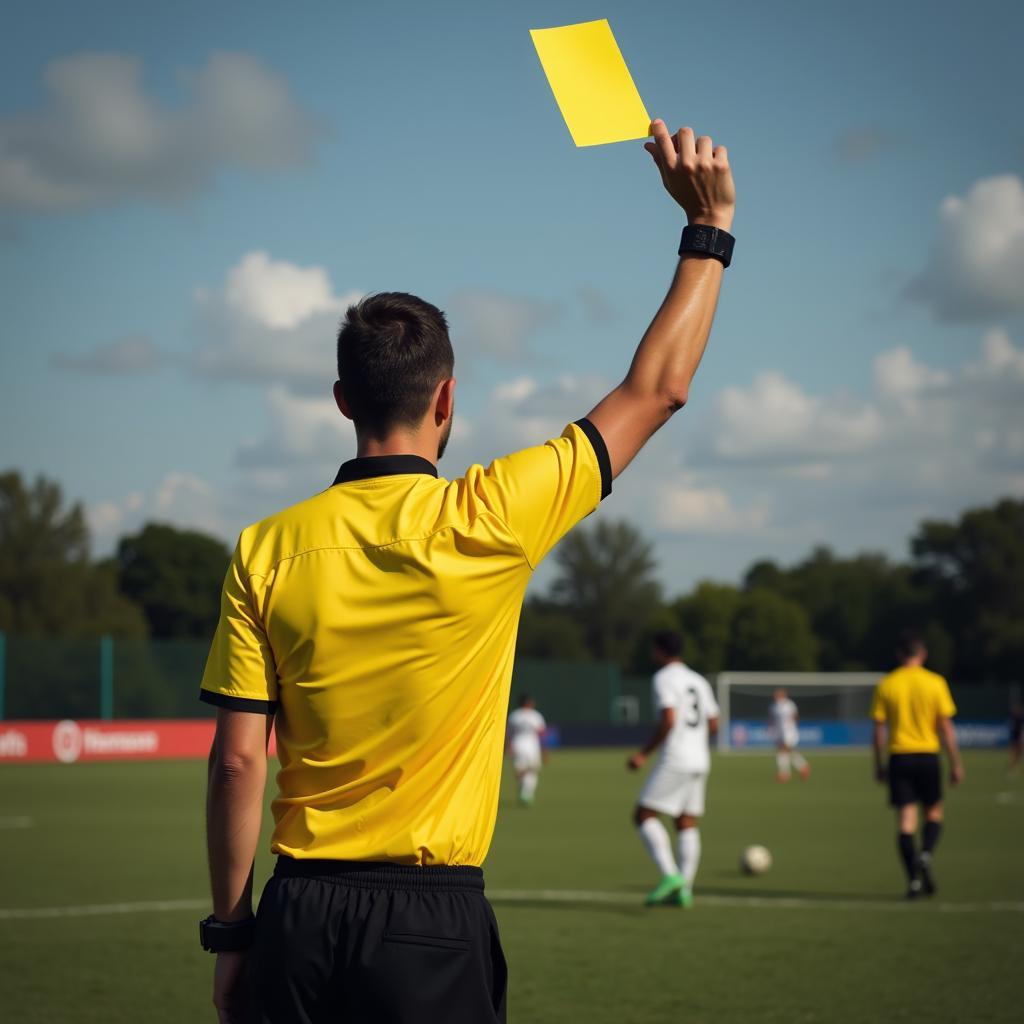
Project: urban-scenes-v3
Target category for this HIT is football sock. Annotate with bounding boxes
[638,817,678,878]
[776,752,791,776]
[922,820,942,855]
[677,826,701,888]
[520,771,538,801]
[898,832,917,881]
[791,752,807,771]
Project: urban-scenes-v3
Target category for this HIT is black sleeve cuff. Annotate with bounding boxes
[199,689,278,714]
[574,418,612,501]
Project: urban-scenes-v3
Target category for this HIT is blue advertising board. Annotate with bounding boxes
[729,719,1009,749]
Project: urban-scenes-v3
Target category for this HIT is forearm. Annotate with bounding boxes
[206,749,266,921]
[872,723,886,770]
[939,719,962,767]
[589,255,724,477]
[628,250,726,406]
[641,719,673,756]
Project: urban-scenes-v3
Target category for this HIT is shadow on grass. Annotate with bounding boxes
[491,880,901,913]
[489,896,643,917]
[696,884,900,903]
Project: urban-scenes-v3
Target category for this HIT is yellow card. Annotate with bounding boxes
[529,19,650,147]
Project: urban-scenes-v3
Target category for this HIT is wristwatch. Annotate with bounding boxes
[678,224,735,268]
[199,914,257,953]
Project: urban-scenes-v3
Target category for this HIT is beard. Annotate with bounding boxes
[436,413,454,460]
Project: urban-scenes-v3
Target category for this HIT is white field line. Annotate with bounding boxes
[0,816,34,829]
[0,898,209,921]
[2,890,1022,922]
[487,888,1024,914]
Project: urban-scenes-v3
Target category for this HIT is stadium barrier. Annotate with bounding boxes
[0,719,281,764]
[0,635,1016,753]
[728,720,1010,749]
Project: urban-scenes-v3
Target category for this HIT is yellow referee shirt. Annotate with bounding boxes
[870,666,957,754]
[200,420,610,866]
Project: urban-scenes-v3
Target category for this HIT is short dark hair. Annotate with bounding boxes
[518,694,533,707]
[895,630,927,662]
[652,630,683,658]
[336,292,454,438]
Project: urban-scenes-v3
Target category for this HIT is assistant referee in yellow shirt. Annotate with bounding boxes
[871,632,965,900]
[197,119,737,1023]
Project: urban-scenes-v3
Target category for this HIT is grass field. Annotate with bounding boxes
[1,749,1021,1023]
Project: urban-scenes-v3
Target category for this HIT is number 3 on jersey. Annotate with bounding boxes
[683,685,701,727]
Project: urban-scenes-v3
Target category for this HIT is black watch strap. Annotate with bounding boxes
[199,914,256,953]
[678,224,735,268]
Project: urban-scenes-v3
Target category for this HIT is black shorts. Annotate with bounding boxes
[888,753,942,808]
[251,857,507,1024]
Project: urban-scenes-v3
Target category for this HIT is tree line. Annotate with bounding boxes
[2,470,1021,684]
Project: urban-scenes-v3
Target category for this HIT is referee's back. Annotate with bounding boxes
[871,665,957,754]
[201,422,608,867]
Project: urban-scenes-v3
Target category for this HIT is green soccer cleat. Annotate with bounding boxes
[644,873,684,906]
[668,885,694,909]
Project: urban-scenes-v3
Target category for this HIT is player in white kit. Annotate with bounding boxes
[770,688,810,781]
[628,631,719,907]
[507,695,547,806]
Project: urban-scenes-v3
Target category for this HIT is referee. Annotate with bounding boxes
[871,632,965,899]
[199,119,736,1023]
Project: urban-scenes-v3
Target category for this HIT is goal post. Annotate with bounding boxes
[716,672,882,752]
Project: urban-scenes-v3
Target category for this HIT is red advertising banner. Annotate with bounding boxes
[0,720,277,764]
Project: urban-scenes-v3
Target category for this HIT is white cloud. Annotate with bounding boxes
[909,175,1024,321]
[53,335,164,374]
[194,250,361,390]
[221,251,345,331]
[448,289,558,362]
[0,52,319,211]
[87,473,225,555]
[709,371,885,461]
[236,387,355,471]
[968,327,1024,383]
[873,346,950,399]
[707,333,1024,473]
[655,482,770,535]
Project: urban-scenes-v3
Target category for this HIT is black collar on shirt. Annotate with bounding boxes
[332,455,439,485]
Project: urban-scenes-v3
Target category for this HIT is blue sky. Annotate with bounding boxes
[2,0,1023,593]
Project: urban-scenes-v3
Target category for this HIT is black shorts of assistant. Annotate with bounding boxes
[888,753,942,808]
[250,857,507,1024]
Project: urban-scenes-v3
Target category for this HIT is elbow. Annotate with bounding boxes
[660,384,689,413]
[210,745,262,784]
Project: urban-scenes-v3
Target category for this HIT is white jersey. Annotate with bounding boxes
[507,707,546,756]
[652,663,719,773]
[770,698,799,742]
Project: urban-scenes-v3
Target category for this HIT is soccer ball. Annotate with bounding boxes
[740,844,772,876]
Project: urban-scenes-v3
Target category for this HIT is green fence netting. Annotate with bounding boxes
[0,634,1016,724]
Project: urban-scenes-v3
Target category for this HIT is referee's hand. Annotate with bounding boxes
[644,120,736,230]
[212,950,250,1023]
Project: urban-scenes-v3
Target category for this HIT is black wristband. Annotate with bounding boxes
[678,224,735,268]
[199,914,256,953]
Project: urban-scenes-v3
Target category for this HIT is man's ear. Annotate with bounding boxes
[435,377,456,425]
[333,380,354,420]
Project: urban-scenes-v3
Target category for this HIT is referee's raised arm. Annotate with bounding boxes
[586,119,736,478]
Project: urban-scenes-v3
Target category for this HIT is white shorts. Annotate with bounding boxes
[512,741,541,772]
[637,765,707,817]
[777,729,799,750]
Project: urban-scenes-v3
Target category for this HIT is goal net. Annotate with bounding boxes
[715,672,881,752]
